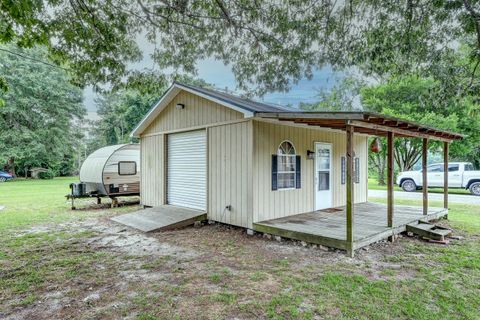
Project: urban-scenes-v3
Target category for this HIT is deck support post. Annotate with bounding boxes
[443,142,449,212]
[422,138,428,215]
[346,124,355,257]
[387,132,394,241]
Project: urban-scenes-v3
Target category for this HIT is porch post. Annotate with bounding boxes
[346,124,355,257]
[443,142,449,211]
[422,138,428,215]
[387,132,394,240]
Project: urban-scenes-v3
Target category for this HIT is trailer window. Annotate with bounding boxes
[118,161,137,175]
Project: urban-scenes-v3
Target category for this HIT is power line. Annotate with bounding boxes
[0,47,70,71]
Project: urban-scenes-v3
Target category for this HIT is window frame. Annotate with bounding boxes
[277,140,297,190]
[118,161,137,176]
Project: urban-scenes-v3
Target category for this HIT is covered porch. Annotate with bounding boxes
[257,111,463,257]
[253,202,448,251]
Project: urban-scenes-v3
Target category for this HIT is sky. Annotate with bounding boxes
[83,60,342,112]
[83,38,343,112]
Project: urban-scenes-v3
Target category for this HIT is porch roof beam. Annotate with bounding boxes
[255,112,463,142]
[348,120,454,142]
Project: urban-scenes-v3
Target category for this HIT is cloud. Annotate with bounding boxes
[83,38,341,111]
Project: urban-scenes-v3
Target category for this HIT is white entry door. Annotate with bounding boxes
[167,130,207,211]
[315,143,332,210]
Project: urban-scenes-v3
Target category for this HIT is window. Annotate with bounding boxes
[118,161,137,175]
[465,163,475,171]
[354,157,360,183]
[427,164,443,172]
[448,164,459,172]
[272,141,301,190]
[318,172,330,190]
[277,141,296,189]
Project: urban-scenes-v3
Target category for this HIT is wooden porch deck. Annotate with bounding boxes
[253,202,448,252]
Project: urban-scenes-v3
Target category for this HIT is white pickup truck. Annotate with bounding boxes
[396,162,480,196]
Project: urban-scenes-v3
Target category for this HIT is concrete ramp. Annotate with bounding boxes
[111,205,207,232]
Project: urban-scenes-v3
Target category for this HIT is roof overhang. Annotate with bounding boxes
[131,83,254,137]
[256,112,464,142]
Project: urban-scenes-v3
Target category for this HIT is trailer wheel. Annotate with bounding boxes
[0,177,6,182]
[469,182,480,196]
[401,179,417,192]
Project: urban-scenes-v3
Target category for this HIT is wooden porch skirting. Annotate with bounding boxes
[253,202,448,251]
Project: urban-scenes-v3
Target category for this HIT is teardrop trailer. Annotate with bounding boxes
[67,144,140,209]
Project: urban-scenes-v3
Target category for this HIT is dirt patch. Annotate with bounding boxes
[1,216,467,319]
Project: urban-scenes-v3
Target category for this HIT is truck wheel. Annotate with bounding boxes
[401,179,417,192]
[469,182,480,196]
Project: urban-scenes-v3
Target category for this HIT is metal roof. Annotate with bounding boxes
[132,82,464,142]
[174,82,295,113]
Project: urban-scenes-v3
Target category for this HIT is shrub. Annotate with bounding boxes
[38,169,55,180]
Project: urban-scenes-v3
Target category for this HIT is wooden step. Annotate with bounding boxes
[406,223,452,241]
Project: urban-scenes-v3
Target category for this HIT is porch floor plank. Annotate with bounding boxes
[253,202,447,251]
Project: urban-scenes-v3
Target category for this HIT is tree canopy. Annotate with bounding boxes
[0,44,85,176]
[1,1,480,96]
[87,89,160,154]
[2,1,480,179]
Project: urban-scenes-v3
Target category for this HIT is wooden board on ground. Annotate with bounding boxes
[111,205,207,232]
[406,223,452,241]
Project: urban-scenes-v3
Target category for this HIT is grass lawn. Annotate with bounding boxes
[0,177,136,231]
[1,178,479,319]
[368,178,472,195]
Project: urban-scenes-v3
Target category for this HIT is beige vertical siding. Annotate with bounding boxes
[252,120,368,223]
[208,120,254,228]
[140,134,165,207]
[143,90,244,135]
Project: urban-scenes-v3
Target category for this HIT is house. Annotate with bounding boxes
[131,82,463,257]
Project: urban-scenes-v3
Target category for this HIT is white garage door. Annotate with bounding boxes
[167,130,207,210]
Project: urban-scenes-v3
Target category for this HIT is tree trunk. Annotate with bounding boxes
[369,150,387,186]
[7,157,15,177]
[394,139,422,172]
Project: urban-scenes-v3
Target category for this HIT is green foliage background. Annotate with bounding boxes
[0,44,85,176]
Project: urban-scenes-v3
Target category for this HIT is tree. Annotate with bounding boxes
[91,90,160,150]
[0,44,85,176]
[300,78,364,111]
[2,1,480,97]
[304,72,480,183]
[360,75,480,184]
[368,138,388,186]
